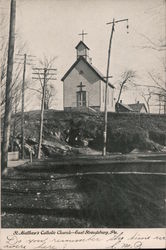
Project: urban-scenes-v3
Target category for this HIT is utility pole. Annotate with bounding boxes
[103,18,129,156]
[38,68,47,159]
[32,67,57,159]
[14,53,36,159]
[1,0,16,172]
[103,18,115,156]
[21,54,26,159]
[11,99,17,152]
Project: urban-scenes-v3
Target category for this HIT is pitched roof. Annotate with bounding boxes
[118,102,134,112]
[128,103,147,112]
[61,56,114,88]
[75,41,90,50]
[117,102,148,112]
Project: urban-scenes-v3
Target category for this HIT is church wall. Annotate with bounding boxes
[63,60,100,109]
[100,81,115,112]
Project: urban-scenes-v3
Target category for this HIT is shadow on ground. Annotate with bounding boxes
[1,163,166,228]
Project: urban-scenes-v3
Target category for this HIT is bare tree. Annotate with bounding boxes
[1,52,26,116]
[116,70,136,112]
[44,83,56,109]
[1,28,27,114]
[140,88,152,113]
[137,31,166,112]
[147,71,166,113]
[30,55,57,109]
[39,56,57,109]
[139,33,166,52]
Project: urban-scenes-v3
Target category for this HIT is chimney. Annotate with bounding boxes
[137,101,139,104]
[120,100,122,103]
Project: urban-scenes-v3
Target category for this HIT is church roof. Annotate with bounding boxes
[75,41,90,50]
[61,56,114,88]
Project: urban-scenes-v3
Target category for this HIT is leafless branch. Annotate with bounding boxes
[27,86,42,94]
[138,32,166,51]
[116,70,136,105]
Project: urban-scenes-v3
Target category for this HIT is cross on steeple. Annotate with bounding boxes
[77,82,85,92]
[78,30,88,42]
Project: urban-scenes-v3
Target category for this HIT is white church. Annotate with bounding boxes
[61,40,115,112]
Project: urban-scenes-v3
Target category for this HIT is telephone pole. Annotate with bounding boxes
[38,68,47,159]
[21,54,26,159]
[32,67,57,159]
[1,0,16,172]
[15,53,36,159]
[103,18,129,156]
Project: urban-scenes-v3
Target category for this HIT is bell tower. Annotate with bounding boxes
[75,41,89,60]
[76,30,89,60]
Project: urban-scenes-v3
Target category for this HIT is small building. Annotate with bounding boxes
[128,102,148,113]
[116,101,148,113]
[61,41,115,111]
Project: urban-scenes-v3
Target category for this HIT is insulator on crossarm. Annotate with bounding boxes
[126,21,129,34]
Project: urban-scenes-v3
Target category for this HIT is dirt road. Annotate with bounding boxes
[2,155,166,228]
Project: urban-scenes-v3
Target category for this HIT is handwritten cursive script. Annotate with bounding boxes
[1,229,165,249]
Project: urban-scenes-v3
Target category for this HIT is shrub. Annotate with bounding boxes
[149,130,166,146]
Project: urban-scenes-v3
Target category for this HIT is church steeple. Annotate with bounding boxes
[76,30,89,60]
[75,41,90,60]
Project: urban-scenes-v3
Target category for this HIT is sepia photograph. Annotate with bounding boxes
[0,0,166,246]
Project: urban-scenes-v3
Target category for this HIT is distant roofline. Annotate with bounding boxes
[75,41,90,50]
[118,102,148,112]
[128,103,148,112]
[118,102,133,112]
[61,56,114,88]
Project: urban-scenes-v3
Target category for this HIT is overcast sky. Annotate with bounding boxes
[2,0,166,111]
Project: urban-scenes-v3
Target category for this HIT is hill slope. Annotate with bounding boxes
[9,109,166,157]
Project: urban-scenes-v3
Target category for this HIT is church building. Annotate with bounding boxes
[61,39,115,112]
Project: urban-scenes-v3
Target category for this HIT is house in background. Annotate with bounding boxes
[128,102,148,113]
[61,40,115,111]
[116,100,148,113]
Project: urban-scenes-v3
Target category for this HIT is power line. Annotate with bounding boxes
[32,77,57,80]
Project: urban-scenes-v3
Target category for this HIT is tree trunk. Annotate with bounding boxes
[116,84,123,113]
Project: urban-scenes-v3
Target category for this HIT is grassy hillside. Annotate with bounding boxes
[9,109,166,156]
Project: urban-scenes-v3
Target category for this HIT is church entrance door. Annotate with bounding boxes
[77,91,86,107]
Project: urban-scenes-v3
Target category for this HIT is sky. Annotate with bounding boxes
[2,0,166,112]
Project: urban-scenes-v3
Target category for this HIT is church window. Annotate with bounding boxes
[77,82,86,107]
